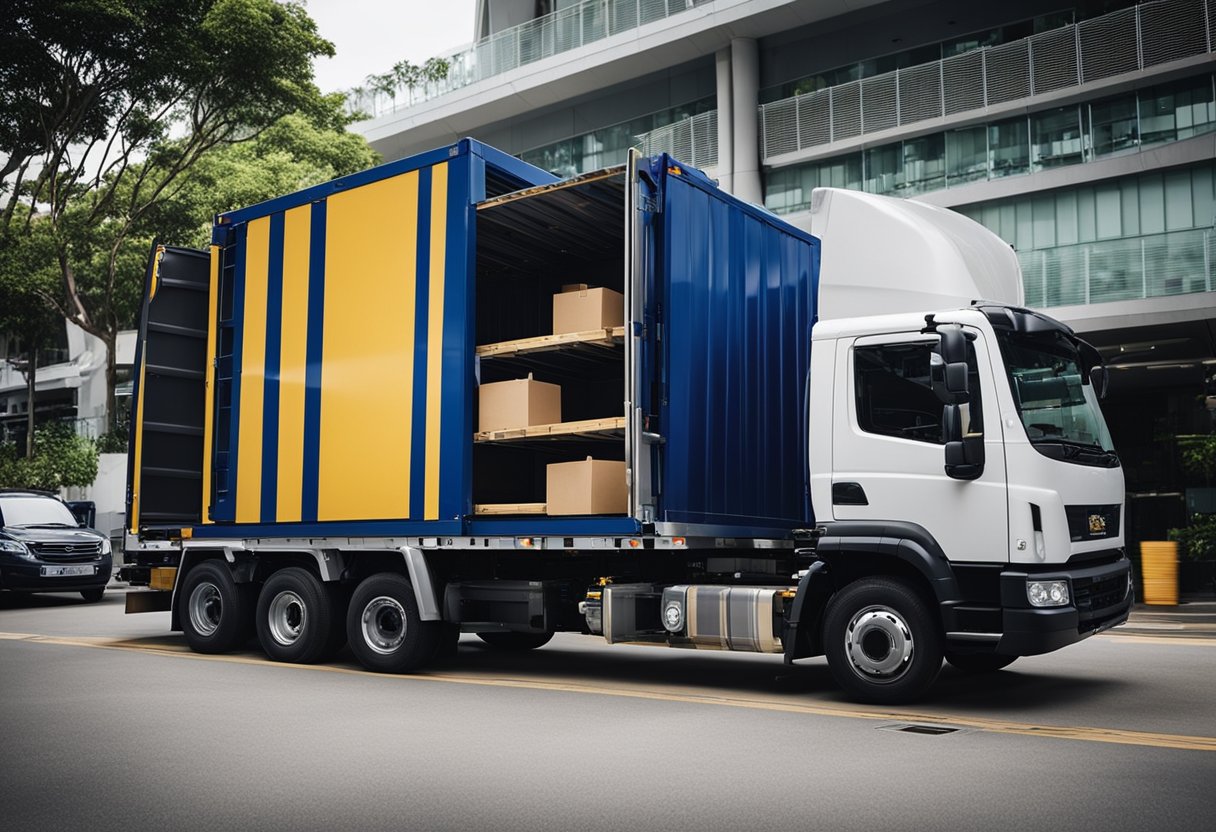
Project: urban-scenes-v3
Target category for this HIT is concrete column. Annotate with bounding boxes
[715,47,734,193]
[729,37,762,204]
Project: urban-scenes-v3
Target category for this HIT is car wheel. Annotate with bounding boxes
[945,651,1018,673]
[256,567,339,664]
[346,573,439,674]
[80,587,105,603]
[823,577,943,705]
[476,631,554,650]
[180,560,252,654]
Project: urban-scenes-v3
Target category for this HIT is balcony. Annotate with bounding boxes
[352,0,714,118]
[635,110,719,170]
[759,0,1216,163]
[1020,227,1215,309]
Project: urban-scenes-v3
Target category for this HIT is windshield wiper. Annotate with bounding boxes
[1032,439,1119,465]
[14,522,77,528]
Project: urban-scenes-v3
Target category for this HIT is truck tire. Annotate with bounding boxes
[255,567,338,664]
[945,651,1017,673]
[476,631,554,651]
[80,588,105,603]
[180,560,252,654]
[346,573,438,674]
[823,577,943,704]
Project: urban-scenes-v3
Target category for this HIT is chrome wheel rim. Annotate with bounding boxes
[361,596,406,655]
[844,604,914,683]
[188,582,223,637]
[267,590,307,646]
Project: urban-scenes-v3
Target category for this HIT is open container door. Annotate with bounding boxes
[127,244,213,533]
[470,164,643,536]
[650,156,819,538]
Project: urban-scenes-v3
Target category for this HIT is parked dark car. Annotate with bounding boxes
[0,489,112,602]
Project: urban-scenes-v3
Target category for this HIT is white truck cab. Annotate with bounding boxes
[790,189,1131,700]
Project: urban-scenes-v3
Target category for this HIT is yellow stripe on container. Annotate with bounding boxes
[130,246,165,533]
[236,216,271,523]
[276,205,311,522]
[202,245,220,523]
[424,162,448,520]
[318,171,419,521]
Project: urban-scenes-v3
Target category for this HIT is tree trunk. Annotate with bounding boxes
[25,349,36,459]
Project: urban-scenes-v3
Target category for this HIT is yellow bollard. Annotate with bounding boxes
[1140,541,1179,606]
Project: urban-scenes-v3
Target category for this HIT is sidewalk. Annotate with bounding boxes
[1114,599,1216,638]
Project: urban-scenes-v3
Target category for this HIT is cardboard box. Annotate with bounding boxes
[546,457,627,515]
[552,284,624,334]
[479,373,561,432]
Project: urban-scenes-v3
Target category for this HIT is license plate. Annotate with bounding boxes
[40,565,95,577]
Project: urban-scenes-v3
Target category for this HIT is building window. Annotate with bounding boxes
[1140,75,1216,146]
[988,117,1030,179]
[1090,94,1139,157]
[946,126,987,186]
[1030,106,1084,171]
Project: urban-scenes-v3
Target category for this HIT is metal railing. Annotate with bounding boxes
[760,0,1216,161]
[1021,227,1215,308]
[353,0,712,118]
[635,110,719,169]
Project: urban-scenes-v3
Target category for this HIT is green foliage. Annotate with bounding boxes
[1168,513,1216,561]
[0,423,99,491]
[1177,434,1216,484]
[0,0,344,432]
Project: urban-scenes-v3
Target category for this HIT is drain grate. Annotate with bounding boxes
[880,723,961,736]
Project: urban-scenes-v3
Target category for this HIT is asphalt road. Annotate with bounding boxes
[2,588,1214,831]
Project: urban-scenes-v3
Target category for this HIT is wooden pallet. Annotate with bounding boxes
[476,327,625,359]
[474,416,627,443]
[474,502,547,515]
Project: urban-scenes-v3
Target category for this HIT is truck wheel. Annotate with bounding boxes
[256,567,337,664]
[346,573,438,673]
[823,577,943,704]
[476,631,554,650]
[945,651,1017,673]
[180,560,252,654]
[80,588,105,603]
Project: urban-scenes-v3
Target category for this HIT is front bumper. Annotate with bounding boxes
[995,553,1133,656]
[0,557,113,593]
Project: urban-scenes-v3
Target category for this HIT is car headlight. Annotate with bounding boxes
[0,539,35,561]
[100,538,112,556]
[1027,579,1070,608]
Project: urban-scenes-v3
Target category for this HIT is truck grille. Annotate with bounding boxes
[28,541,103,562]
[1074,570,1129,629]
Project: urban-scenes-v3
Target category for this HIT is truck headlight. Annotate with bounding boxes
[1027,579,1070,607]
[0,539,35,561]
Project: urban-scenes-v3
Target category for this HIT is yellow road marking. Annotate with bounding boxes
[3,631,1214,753]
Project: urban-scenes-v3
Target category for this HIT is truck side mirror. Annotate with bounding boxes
[1089,365,1109,399]
[942,404,984,481]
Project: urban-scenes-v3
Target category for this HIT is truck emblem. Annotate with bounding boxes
[64,545,75,552]
[1088,515,1106,534]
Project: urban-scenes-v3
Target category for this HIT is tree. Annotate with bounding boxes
[140,95,380,247]
[0,225,62,458]
[0,422,99,491]
[0,0,336,433]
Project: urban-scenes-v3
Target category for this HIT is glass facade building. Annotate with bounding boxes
[764,74,1216,213]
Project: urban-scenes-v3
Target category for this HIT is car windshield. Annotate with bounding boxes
[0,495,79,527]
[996,329,1116,458]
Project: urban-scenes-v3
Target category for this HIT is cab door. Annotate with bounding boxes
[830,327,1008,563]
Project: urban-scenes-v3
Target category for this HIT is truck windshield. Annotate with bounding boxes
[995,329,1118,467]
